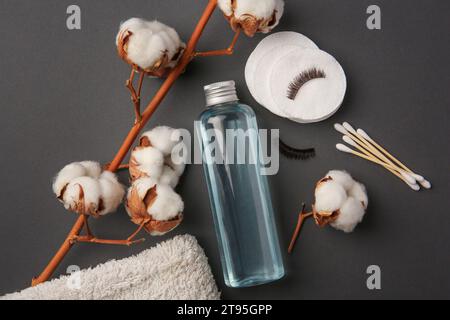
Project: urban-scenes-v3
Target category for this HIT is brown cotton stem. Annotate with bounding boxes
[32,0,221,287]
[31,214,85,287]
[126,221,147,241]
[288,204,313,254]
[71,235,145,246]
[126,69,144,123]
[194,29,241,57]
[71,220,147,246]
[83,214,92,237]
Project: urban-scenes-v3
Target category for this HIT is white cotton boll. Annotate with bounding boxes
[98,171,119,184]
[218,0,233,16]
[79,161,102,179]
[132,146,165,178]
[132,146,164,165]
[133,177,158,199]
[348,181,369,209]
[116,18,184,71]
[115,18,147,45]
[126,29,167,70]
[52,162,87,197]
[97,172,125,216]
[331,197,366,233]
[148,184,184,221]
[141,126,182,156]
[234,0,277,19]
[218,0,283,37]
[138,163,164,180]
[326,170,355,191]
[63,177,101,213]
[315,180,347,213]
[260,0,285,33]
[165,155,186,177]
[159,166,180,188]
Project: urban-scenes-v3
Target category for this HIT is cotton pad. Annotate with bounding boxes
[252,45,301,116]
[245,32,318,99]
[270,49,346,123]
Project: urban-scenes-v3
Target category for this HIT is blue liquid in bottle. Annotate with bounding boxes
[196,81,284,288]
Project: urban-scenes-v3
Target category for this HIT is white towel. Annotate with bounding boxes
[2,235,220,300]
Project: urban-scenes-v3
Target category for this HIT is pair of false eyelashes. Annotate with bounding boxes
[279,67,323,160]
[287,67,326,100]
[279,139,315,160]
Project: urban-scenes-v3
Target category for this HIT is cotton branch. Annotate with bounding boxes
[32,0,222,287]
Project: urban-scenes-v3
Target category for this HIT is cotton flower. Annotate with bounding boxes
[140,126,183,156]
[53,161,125,217]
[349,182,369,209]
[129,145,165,181]
[125,178,184,236]
[313,170,368,233]
[125,127,188,235]
[159,165,180,189]
[116,18,185,74]
[315,178,347,214]
[326,170,354,191]
[218,0,285,37]
[130,126,187,187]
[330,197,365,233]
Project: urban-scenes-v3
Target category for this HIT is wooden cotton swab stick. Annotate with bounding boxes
[335,123,417,183]
[340,123,414,178]
[336,143,420,191]
[342,136,417,185]
[356,128,432,189]
[340,122,431,190]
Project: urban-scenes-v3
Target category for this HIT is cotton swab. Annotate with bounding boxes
[336,122,432,190]
[336,144,420,191]
[341,123,407,173]
[342,136,417,185]
[336,124,407,173]
[336,123,418,183]
[356,128,432,189]
[355,128,420,178]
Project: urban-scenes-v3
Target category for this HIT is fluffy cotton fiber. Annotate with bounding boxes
[159,165,180,189]
[116,18,185,72]
[125,126,188,236]
[314,170,368,233]
[315,180,347,213]
[330,197,365,233]
[129,146,165,180]
[97,171,127,216]
[126,177,184,236]
[148,184,184,221]
[218,0,285,36]
[53,161,125,216]
[349,182,369,209]
[326,170,355,191]
[130,126,187,187]
[141,126,183,156]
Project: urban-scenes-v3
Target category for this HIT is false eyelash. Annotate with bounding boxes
[287,68,326,100]
[279,139,316,160]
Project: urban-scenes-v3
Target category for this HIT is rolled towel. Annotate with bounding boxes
[1,235,220,300]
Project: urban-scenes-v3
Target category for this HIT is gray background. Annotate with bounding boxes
[0,0,449,299]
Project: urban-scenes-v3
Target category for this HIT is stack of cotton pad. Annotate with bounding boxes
[245,32,347,123]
